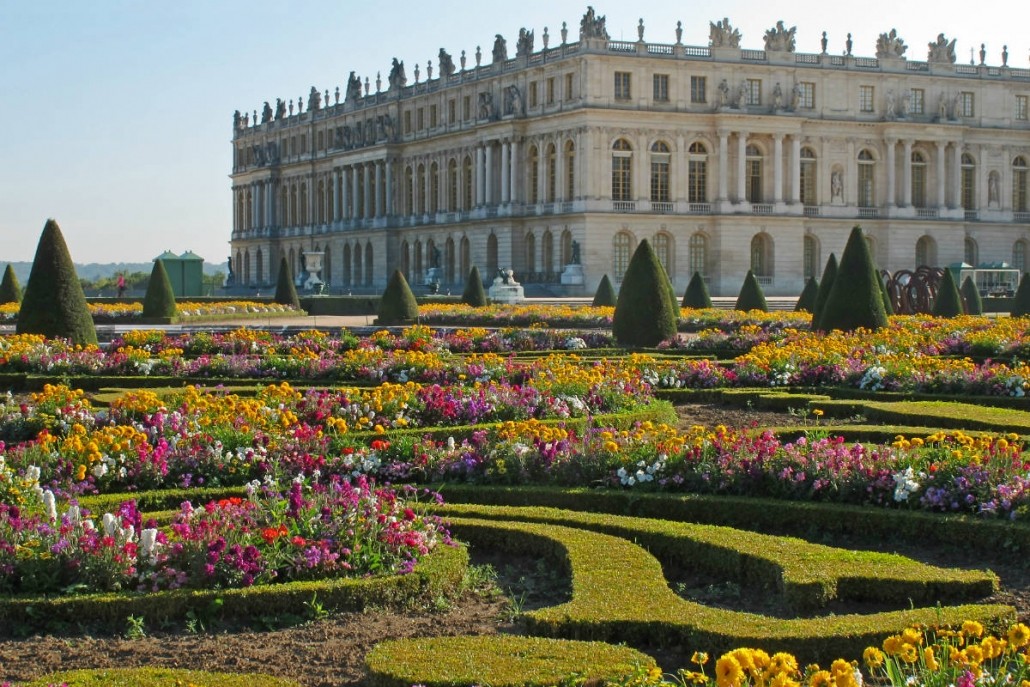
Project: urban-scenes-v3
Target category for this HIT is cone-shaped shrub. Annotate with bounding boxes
[960,276,983,316]
[1013,273,1030,317]
[810,254,838,331]
[794,277,819,313]
[274,256,301,309]
[682,271,712,309]
[734,270,768,312]
[612,239,678,347]
[818,226,888,332]
[141,259,177,319]
[461,265,487,307]
[931,269,963,318]
[0,264,21,304]
[16,219,96,345]
[879,272,894,315]
[592,274,617,307]
[378,269,419,325]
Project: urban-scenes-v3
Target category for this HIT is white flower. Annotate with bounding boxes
[93,462,109,478]
[102,512,119,537]
[139,528,159,563]
[42,490,57,522]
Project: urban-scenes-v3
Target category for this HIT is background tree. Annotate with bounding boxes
[0,264,22,304]
[591,274,617,307]
[612,239,678,347]
[274,256,301,309]
[16,219,96,345]
[931,269,963,318]
[818,226,888,332]
[378,269,420,325]
[141,259,177,319]
[682,271,712,309]
[960,276,983,316]
[810,253,838,331]
[461,266,487,307]
[794,276,819,313]
[734,270,769,312]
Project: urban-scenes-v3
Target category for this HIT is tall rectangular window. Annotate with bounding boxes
[800,159,816,205]
[300,134,307,154]
[529,81,539,108]
[910,88,925,115]
[416,108,424,130]
[746,160,762,202]
[858,164,875,206]
[690,76,707,103]
[653,74,669,102]
[688,160,707,203]
[650,158,670,202]
[747,79,762,106]
[1018,95,1029,121]
[463,95,471,121]
[798,82,815,109]
[612,157,632,201]
[448,99,456,124]
[565,73,574,100]
[860,86,875,112]
[546,77,555,104]
[960,92,975,117]
[403,111,412,134]
[429,104,437,128]
[614,71,632,100]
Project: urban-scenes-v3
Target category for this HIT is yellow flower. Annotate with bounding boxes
[899,643,919,664]
[923,647,938,671]
[882,635,905,656]
[808,670,832,687]
[862,647,885,669]
[812,409,824,417]
[901,627,924,646]
[692,652,710,666]
[716,655,744,687]
[962,620,985,638]
[1008,623,1030,649]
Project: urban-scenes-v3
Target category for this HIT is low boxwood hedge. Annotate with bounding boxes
[24,668,301,687]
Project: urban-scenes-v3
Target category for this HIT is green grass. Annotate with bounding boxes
[24,668,300,687]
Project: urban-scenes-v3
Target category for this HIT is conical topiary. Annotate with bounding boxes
[879,272,894,315]
[378,269,419,325]
[592,274,617,307]
[794,276,819,313]
[274,255,301,309]
[810,253,838,331]
[818,226,888,332]
[734,270,769,312]
[0,264,21,304]
[16,219,96,345]
[932,269,963,318]
[960,276,983,316]
[612,239,678,347]
[461,265,488,307]
[141,259,177,319]
[1012,273,1030,317]
[682,271,712,309]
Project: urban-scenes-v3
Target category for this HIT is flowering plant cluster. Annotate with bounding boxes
[0,300,303,324]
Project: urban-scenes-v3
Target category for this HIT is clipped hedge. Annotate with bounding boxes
[365,635,655,687]
[25,668,301,687]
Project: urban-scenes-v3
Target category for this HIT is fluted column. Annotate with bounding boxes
[885,139,897,207]
[902,140,913,207]
[736,133,746,202]
[375,161,384,217]
[773,134,784,203]
[333,170,342,221]
[500,140,511,203]
[423,159,432,215]
[555,139,565,202]
[952,145,963,209]
[351,165,360,219]
[363,164,372,219]
[790,136,801,204]
[485,142,494,206]
[476,146,485,206]
[267,181,275,228]
[717,131,729,201]
[385,159,394,216]
[935,142,947,208]
[509,138,519,202]
[340,168,350,221]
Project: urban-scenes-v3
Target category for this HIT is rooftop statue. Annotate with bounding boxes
[261,101,273,123]
[233,109,242,130]
[876,28,907,59]
[438,48,455,77]
[274,98,286,120]
[763,20,796,52]
[579,6,609,41]
[928,33,957,64]
[388,58,407,90]
[492,34,508,63]
[709,18,741,48]
[346,71,362,102]
[307,86,321,112]
[516,28,534,58]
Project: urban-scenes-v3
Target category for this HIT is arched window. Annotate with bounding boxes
[564,141,576,199]
[429,162,440,214]
[279,187,288,225]
[746,144,763,203]
[317,181,326,223]
[487,233,499,275]
[299,184,308,225]
[803,235,819,279]
[244,249,251,284]
[256,248,264,284]
[689,233,708,277]
[800,147,817,206]
[287,247,295,279]
[915,235,937,268]
[445,237,455,284]
[1014,157,1028,213]
[416,164,426,214]
[653,231,672,275]
[750,233,773,278]
[613,231,633,282]
[400,241,410,283]
[546,143,557,202]
[561,228,573,265]
[612,139,633,202]
[1014,240,1028,272]
[650,141,671,204]
[965,236,978,266]
[688,142,708,204]
[342,244,352,287]
[525,232,537,274]
[858,150,876,207]
[448,159,459,211]
[405,166,414,215]
[463,156,474,209]
[542,229,554,276]
[413,241,423,279]
[327,180,335,223]
[323,246,332,285]
[243,189,252,230]
[911,151,927,208]
[352,243,363,286]
[363,243,373,287]
[236,192,246,231]
[289,184,298,225]
[961,153,976,209]
[528,145,540,204]
[460,236,471,282]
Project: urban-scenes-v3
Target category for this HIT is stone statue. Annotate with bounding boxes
[885,90,897,120]
[226,256,235,286]
[763,21,796,52]
[307,87,321,112]
[928,33,957,64]
[821,31,828,54]
[772,83,784,110]
[438,49,455,77]
[388,58,407,91]
[736,81,749,109]
[846,33,853,56]
[346,71,362,102]
[876,29,907,59]
[579,6,609,40]
[275,98,286,120]
[478,91,495,119]
[989,172,1000,205]
[1003,45,1009,67]
[261,102,273,123]
[233,110,242,130]
[516,28,534,58]
[571,240,581,265]
[432,246,442,268]
[938,92,949,120]
[503,84,523,116]
[979,43,986,65]
[900,91,911,118]
[790,82,802,111]
[492,34,508,63]
[637,18,644,42]
[709,18,741,48]
[831,171,843,200]
[716,79,730,108]
[676,21,683,44]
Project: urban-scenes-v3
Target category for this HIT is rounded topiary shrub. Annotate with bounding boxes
[1012,273,1030,317]
[810,253,838,331]
[682,271,712,309]
[378,269,419,325]
[141,259,177,320]
[879,271,895,315]
[16,219,96,345]
[795,276,819,313]
[461,265,487,307]
[961,275,984,316]
[932,268,963,318]
[592,274,617,307]
[274,255,301,309]
[612,239,678,347]
[0,264,22,304]
[818,226,888,332]
[734,270,768,312]
[25,668,301,687]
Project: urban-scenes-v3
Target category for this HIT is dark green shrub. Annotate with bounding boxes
[810,253,838,331]
[591,274,617,307]
[378,270,419,325]
[961,276,984,316]
[879,272,894,315]
[16,219,97,345]
[0,264,22,304]
[794,277,819,313]
[274,256,301,309]
[682,271,713,309]
[818,226,888,332]
[460,265,487,307]
[932,269,963,318]
[141,259,177,319]
[734,270,768,312]
[612,239,678,347]
[1012,273,1030,317]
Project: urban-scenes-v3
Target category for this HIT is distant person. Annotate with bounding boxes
[116,274,126,298]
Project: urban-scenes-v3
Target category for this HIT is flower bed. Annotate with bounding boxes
[0,301,304,325]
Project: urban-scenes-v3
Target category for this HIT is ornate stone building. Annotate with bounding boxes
[229,9,1030,297]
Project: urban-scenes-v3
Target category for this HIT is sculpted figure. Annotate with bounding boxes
[261,102,273,123]
[346,71,362,102]
[579,6,609,40]
[885,90,897,120]
[716,79,730,108]
[831,171,843,200]
[516,28,534,58]
[772,83,784,110]
[709,18,741,48]
[478,91,494,119]
[763,21,796,52]
[233,109,242,130]
[438,49,455,77]
[492,34,508,63]
[736,81,749,109]
[388,58,407,90]
[876,29,907,59]
[504,84,523,116]
[928,33,957,64]
[307,86,321,112]
[274,98,286,120]
[790,82,802,111]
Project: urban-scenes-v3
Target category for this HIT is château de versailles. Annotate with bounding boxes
[229,7,1030,297]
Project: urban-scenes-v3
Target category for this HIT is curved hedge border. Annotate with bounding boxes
[364,635,656,687]
[0,541,467,634]
[447,516,1014,664]
[24,668,301,687]
[437,503,997,612]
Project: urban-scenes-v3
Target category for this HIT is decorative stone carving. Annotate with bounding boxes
[516,28,534,58]
[763,21,796,52]
[579,6,609,40]
[439,49,455,77]
[307,87,321,112]
[735,81,748,109]
[503,84,524,117]
[261,102,273,123]
[388,58,407,91]
[772,83,784,110]
[715,79,730,108]
[790,83,802,111]
[492,34,508,63]
[233,110,242,130]
[275,98,286,120]
[885,90,897,120]
[928,33,957,64]
[876,29,907,59]
[709,18,741,48]
[637,18,644,42]
[346,72,362,102]
[478,91,495,120]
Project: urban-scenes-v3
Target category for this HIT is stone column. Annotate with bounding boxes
[267,180,275,228]
[423,159,432,215]
[953,145,963,209]
[476,146,485,206]
[352,165,360,219]
[773,134,784,203]
[333,169,342,221]
[537,140,547,203]
[717,131,729,201]
[885,139,897,207]
[485,142,494,206]
[902,140,913,207]
[790,136,801,204]
[935,141,947,208]
[232,187,238,232]
[364,163,373,219]
[736,133,747,202]
[340,167,350,220]
[555,138,565,203]
[375,161,384,217]
[500,140,511,204]
[385,159,394,217]
[510,138,519,202]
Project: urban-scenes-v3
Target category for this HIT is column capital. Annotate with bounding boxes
[885,136,898,146]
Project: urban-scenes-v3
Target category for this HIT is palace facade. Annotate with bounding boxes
[229,9,1030,297]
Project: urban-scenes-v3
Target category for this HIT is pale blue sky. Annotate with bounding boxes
[1,0,1019,264]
